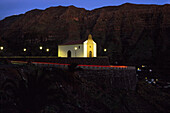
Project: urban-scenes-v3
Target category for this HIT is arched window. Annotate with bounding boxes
[67,50,71,57]
[89,51,92,57]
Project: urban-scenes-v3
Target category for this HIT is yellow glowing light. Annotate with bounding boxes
[74,47,77,50]
[156,79,158,81]
[145,77,147,79]
[39,46,43,50]
[142,65,145,68]
[0,46,3,50]
[104,49,107,52]
[23,48,26,52]
[46,48,49,52]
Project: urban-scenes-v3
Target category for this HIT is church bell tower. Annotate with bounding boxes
[83,34,97,57]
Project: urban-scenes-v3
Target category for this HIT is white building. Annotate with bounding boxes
[58,34,97,57]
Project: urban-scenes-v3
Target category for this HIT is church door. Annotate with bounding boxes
[67,50,71,57]
[89,51,92,57]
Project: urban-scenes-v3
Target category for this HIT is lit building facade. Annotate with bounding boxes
[58,34,97,57]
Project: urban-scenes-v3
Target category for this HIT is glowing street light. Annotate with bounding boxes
[23,48,27,52]
[149,69,152,72]
[142,65,145,68]
[46,48,49,52]
[0,46,3,50]
[74,47,77,50]
[74,47,77,57]
[104,48,107,52]
[137,68,141,71]
[39,46,43,50]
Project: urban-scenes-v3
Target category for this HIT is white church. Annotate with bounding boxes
[58,34,97,57]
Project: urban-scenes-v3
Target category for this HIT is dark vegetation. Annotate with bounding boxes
[0,60,169,113]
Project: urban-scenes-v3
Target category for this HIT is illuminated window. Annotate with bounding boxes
[104,49,107,52]
[145,77,147,79]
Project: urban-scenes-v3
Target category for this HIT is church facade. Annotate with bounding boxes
[58,34,97,57]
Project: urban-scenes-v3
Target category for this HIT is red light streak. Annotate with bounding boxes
[12,61,128,68]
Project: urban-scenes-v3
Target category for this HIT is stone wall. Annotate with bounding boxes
[3,58,136,90]
[4,56,110,65]
[78,68,137,90]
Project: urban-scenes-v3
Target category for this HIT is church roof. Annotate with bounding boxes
[60,40,85,45]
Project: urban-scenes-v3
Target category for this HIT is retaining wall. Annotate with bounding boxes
[78,68,137,90]
[10,60,137,90]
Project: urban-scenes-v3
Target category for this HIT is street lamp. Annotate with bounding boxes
[74,47,77,57]
[39,46,43,56]
[104,48,107,52]
[23,48,27,52]
[39,46,43,50]
[0,46,3,50]
[46,48,49,52]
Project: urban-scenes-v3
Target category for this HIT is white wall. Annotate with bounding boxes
[83,40,88,57]
[58,44,84,57]
[93,41,97,57]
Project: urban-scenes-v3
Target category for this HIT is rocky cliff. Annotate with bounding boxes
[0,3,170,66]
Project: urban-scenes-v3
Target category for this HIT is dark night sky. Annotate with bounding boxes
[0,0,169,20]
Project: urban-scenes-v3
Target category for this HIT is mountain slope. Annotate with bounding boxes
[0,3,170,66]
